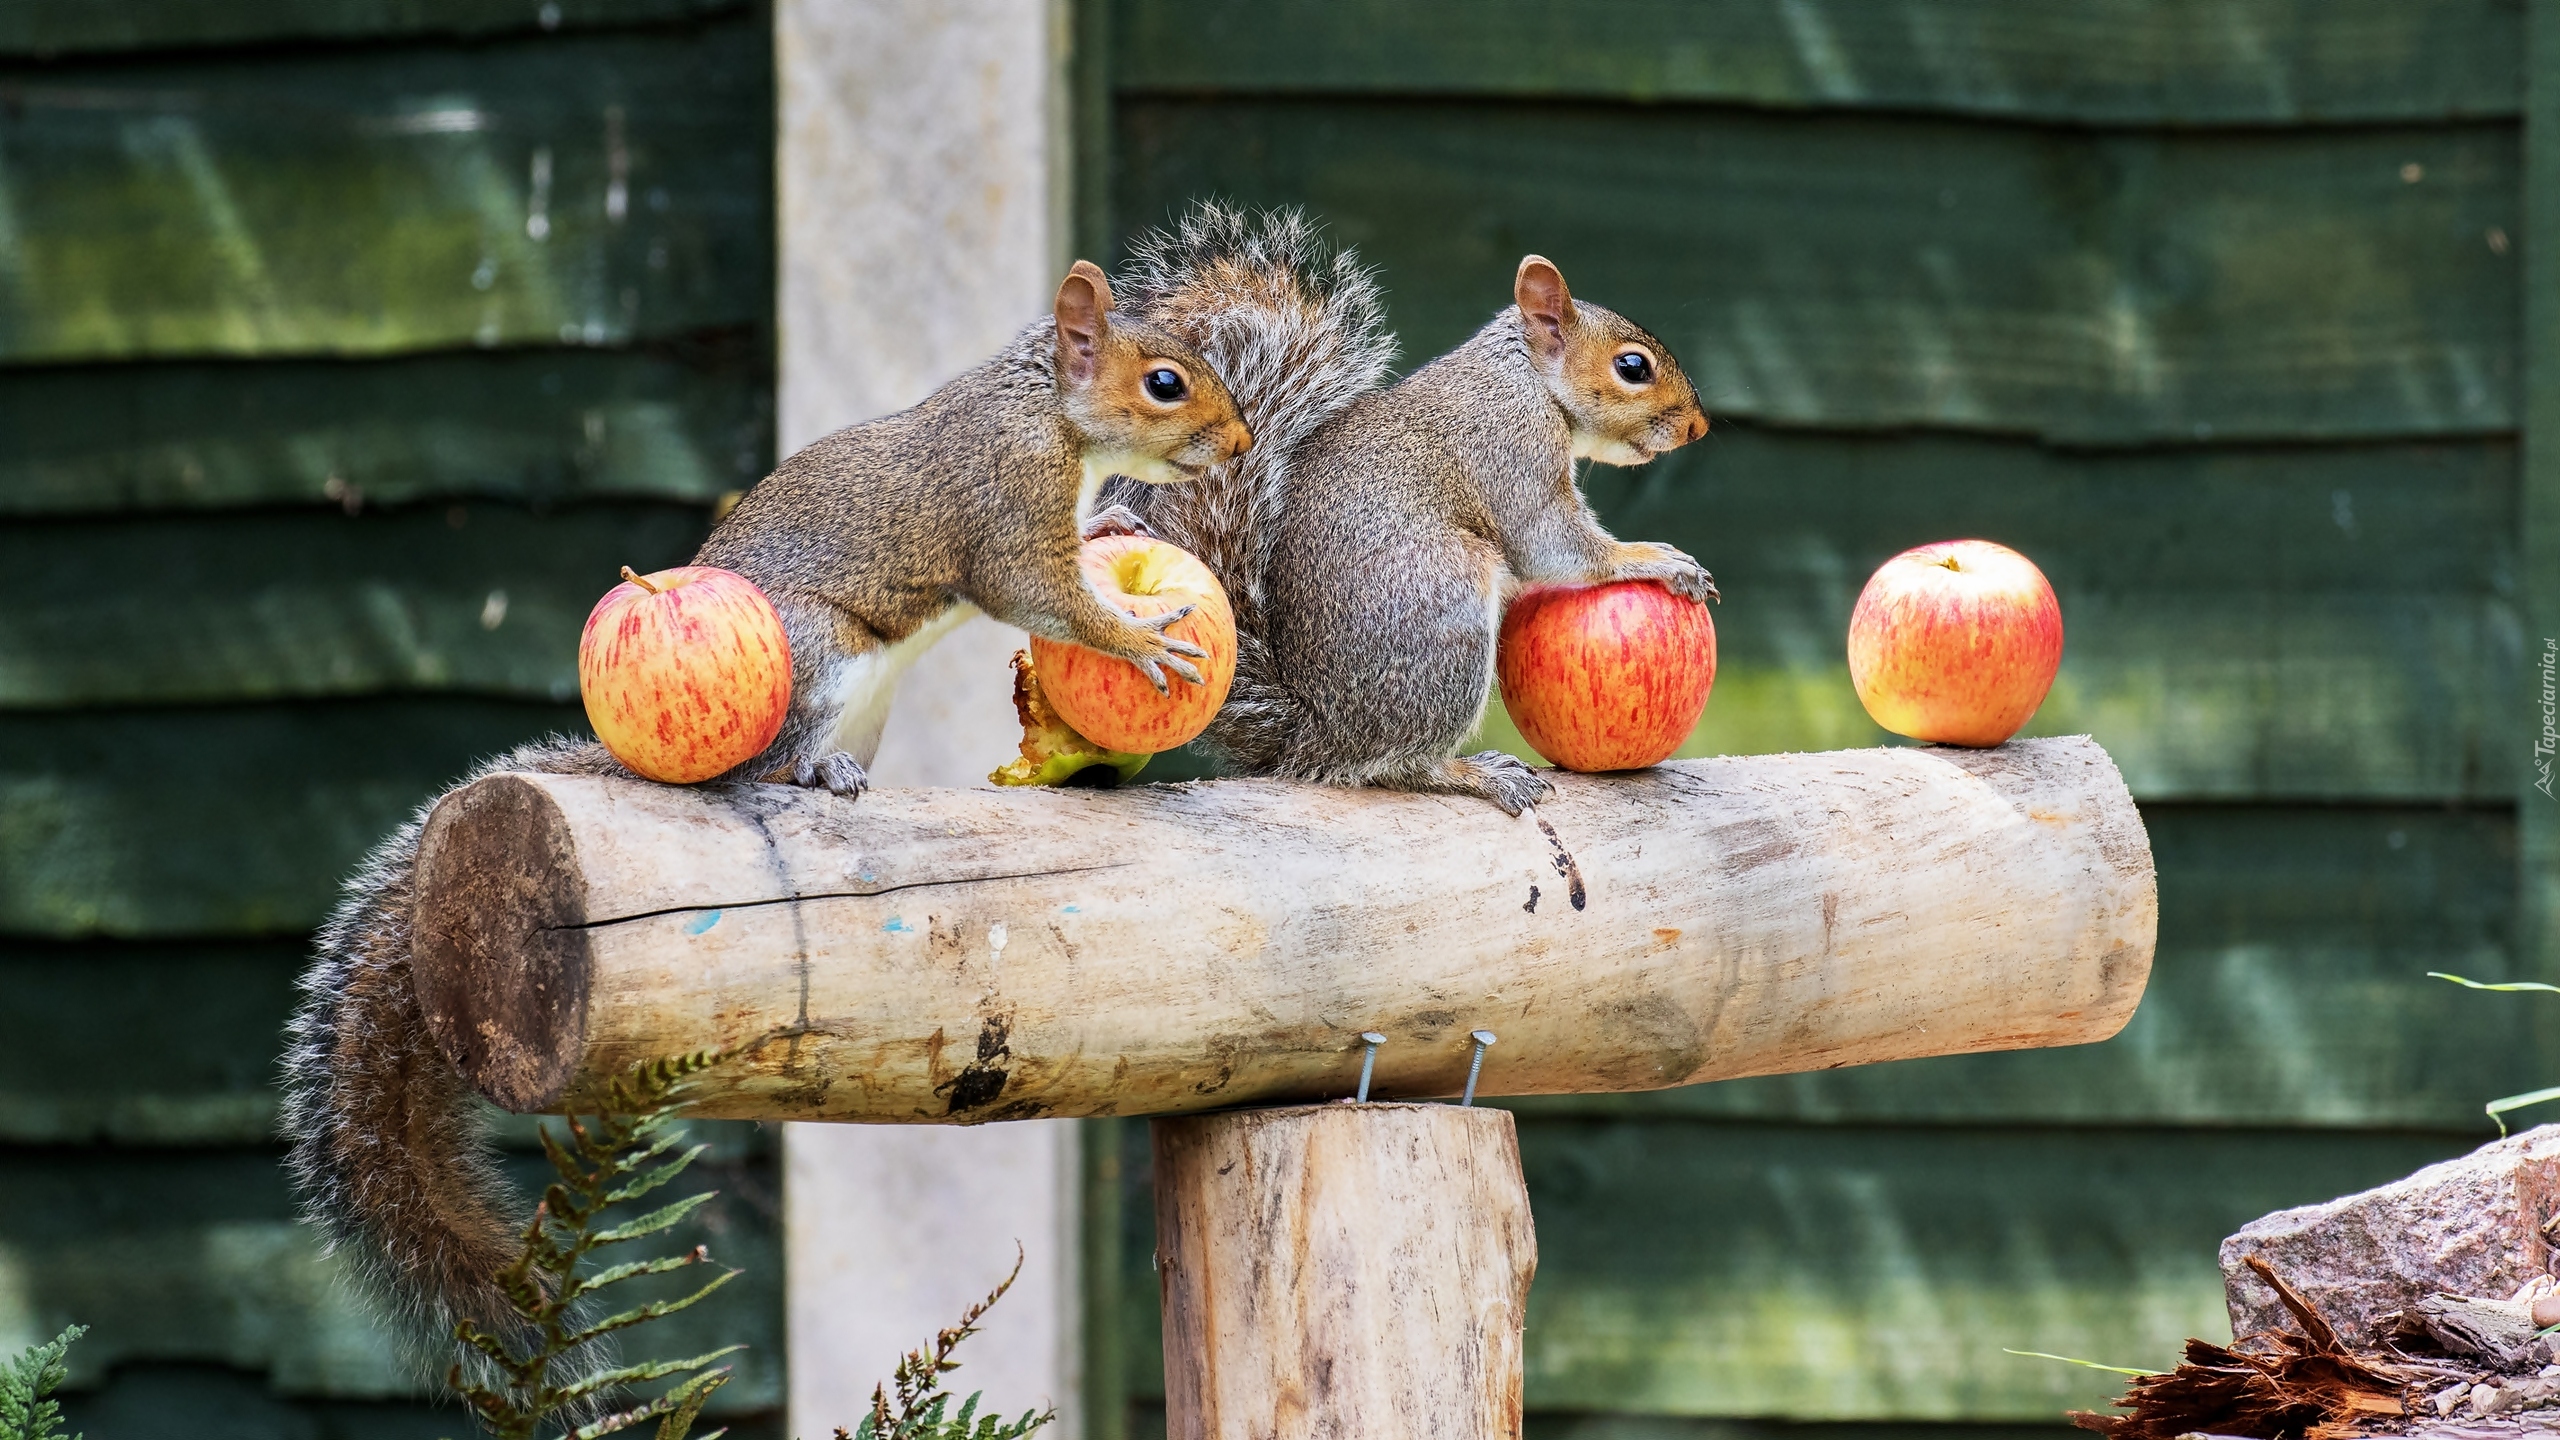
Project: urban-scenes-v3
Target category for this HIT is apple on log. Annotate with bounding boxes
[1024,533,1236,757]
[1497,580,1717,772]
[579,564,792,784]
[1848,539,2063,748]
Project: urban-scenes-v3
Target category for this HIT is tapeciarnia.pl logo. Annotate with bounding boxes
[2538,637,2558,799]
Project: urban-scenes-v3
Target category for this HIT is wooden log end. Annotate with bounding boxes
[412,773,593,1113]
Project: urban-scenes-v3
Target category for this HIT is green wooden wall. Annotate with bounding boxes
[0,4,783,1434]
[1075,2,2551,1437]
[8,3,2551,1436]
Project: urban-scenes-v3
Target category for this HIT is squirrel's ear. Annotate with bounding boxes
[1055,261,1113,385]
[1515,255,1576,358]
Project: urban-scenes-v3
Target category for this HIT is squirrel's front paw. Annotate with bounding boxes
[1116,605,1207,692]
[1664,562,1719,604]
[1081,504,1157,542]
[1622,543,1720,604]
[791,750,870,797]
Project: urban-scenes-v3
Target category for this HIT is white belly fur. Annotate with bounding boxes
[823,600,981,767]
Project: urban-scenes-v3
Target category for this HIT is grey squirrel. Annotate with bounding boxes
[710,258,1252,795]
[280,254,1276,1374]
[1112,213,1714,813]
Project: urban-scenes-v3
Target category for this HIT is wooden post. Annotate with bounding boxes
[1153,1103,1535,1440]
[410,737,2155,1121]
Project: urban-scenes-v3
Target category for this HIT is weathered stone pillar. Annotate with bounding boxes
[773,4,1079,1436]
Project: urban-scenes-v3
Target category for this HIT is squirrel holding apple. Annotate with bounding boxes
[1106,206,1716,814]
[282,246,1298,1385]
[698,258,1253,795]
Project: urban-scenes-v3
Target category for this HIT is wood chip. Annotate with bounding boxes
[2073,1259,2415,1440]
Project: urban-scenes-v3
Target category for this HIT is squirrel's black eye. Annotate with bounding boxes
[1143,367,1188,402]
[1613,351,1655,385]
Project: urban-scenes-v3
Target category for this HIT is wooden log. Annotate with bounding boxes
[1152,1103,1535,1440]
[410,736,2157,1121]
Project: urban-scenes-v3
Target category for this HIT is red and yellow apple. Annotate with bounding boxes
[1029,534,1236,754]
[1847,539,2062,747]
[1497,580,1717,772]
[580,564,792,783]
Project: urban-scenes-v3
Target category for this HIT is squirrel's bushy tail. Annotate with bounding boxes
[280,735,627,1389]
[1106,202,1395,771]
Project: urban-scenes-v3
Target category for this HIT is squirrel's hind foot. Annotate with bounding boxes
[1455,751,1555,815]
[1377,751,1554,816]
[791,750,870,797]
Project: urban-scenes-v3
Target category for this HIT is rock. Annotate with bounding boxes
[2221,1126,2560,1344]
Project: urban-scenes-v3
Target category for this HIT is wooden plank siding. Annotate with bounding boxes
[1112,0,2524,126]
[1082,2,2530,1436]
[0,697,586,936]
[1097,1119,2474,1424]
[0,343,770,515]
[3,503,711,705]
[1,0,744,56]
[1112,102,2517,445]
[0,2,780,1431]
[0,29,769,363]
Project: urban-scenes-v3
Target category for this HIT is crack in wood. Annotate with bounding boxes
[541,861,1135,931]
[735,802,815,1036]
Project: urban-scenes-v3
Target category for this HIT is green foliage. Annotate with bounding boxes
[2433,973,2560,1134]
[835,1249,1053,1440]
[448,1051,742,1440]
[1,1324,85,1440]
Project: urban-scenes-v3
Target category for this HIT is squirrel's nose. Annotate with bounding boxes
[1227,420,1255,457]
[1683,411,1709,444]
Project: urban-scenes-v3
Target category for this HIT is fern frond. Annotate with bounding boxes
[554,1347,747,1405]
[563,1364,733,1440]
[561,1272,741,1350]
[575,1248,719,1297]
[590,1192,717,1246]
[606,1143,709,1205]
[653,1368,730,1440]
[442,1049,743,1439]
[1,1323,86,1440]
